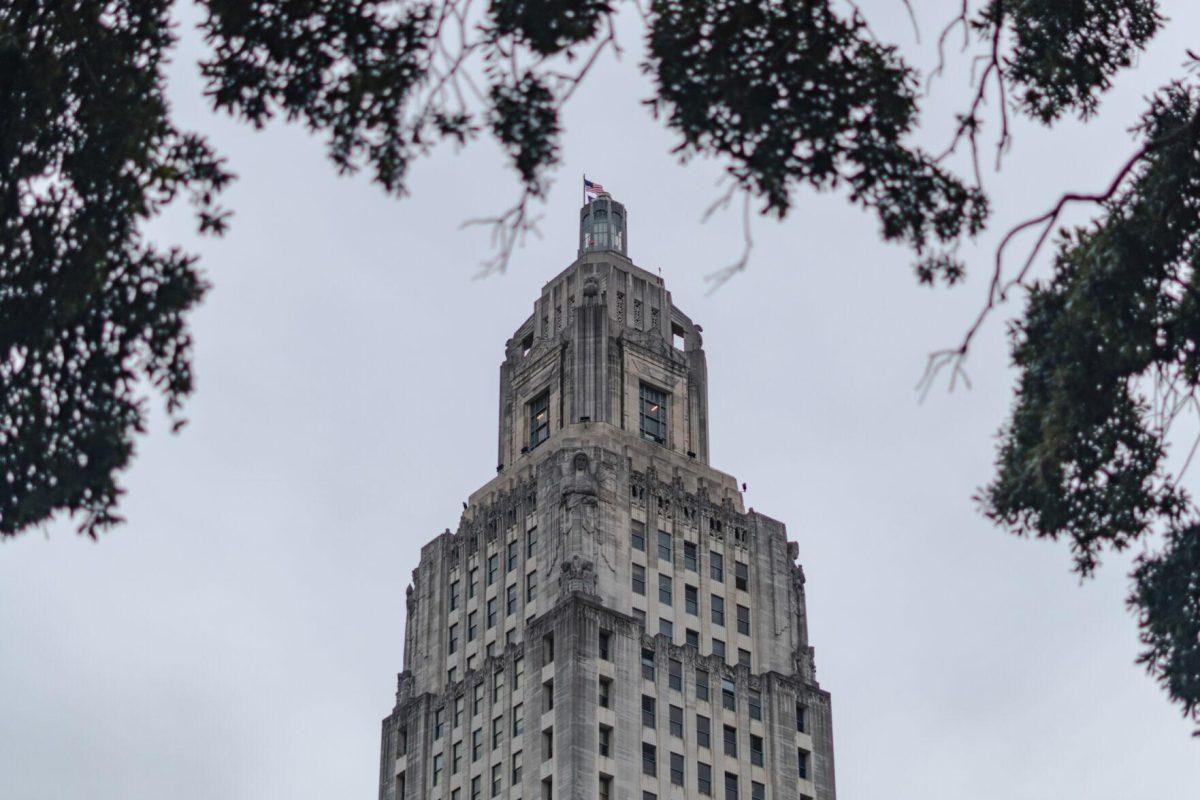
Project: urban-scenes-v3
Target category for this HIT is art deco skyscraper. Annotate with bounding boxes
[379,194,835,800]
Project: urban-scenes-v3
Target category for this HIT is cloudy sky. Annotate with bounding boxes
[3,1,1199,798]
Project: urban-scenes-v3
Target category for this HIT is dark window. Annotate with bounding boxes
[685,585,699,615]
[697,714,711,748]
[506,584,517,615]
[599,725,612,757]
[642,695,657,728]
[698,762,713,796]
[642,742,657,776]
[450,580,461,611]
[798,749,809,780]
[723,725,738,757]
[737,604,751,636]
[738,648,752,668]
[725,772,739,800]
[487,597,498,628]
[599,677,612,708]
[657,530,672,562]
[639,384,667,444]
[752,782,765,800]
[507,540,518,572]
[632,564,646,595]
[749,689,762,721]
[735,561,749,591]
[642,649,656,680]
[722,678,737,711]
[659,574,673,605]
[686,628,700,649]
[599,630,612,660]
[669,704,684,737]
[713,638,726,660]
[710,552,724,582]
[696,668,710,701]
[527,527,538,558]
[684,541,698,572]
[669,658,683,691]
[631,521,645,551]
[711,595,725,626]
[750,734,763,767]
[526,570,537,602]
[487,554,499,585]
[659,618,673,639]
[530,392,550,449]
[670,752,685,786]
[796,703,807,733]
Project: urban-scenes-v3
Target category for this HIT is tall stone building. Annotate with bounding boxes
[378,194,835,800]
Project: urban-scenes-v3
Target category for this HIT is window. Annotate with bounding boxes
[685,585,699,615]
[631,521,645,551]
[713,638,726,660]
[598,725,612,757]
[659,573,673,605]
[449,623,460,655]
[526,570,538,603]
[725,772,739,800]
[512,703,524,736]
[669,704,683,737]
[599,630,612,660]
[544,678,554,712]
[697,714,711,748]
[527,526,538,558]
[752,782,765,800]
[738,648,752,668]
[696,668,710,701]
[641,648,656,680]
[642,742,657,776]
[684,541,698,572]
[506,584,518,615]
[512,751,523,784]
[508,540,519,572]
[544,633,555,663]
[722,678,737,711]
[660,620,674,645]
[750,734,764,766]
[687,628,700,649]
[642,695,657,728]
[473,682,484,716]
[632,564,646,595]
[453,740,463,773]
[599,776,612,800]
[447,666,457,684]
[435,706,446,738]
[737,604,751,636]
[530,392,550,449]
[599,677,612,708]
[749,689,762,721]
[797,749,810,780]
[487,597,498,628]
[698,762,713,796]
[723,725,738,757]
[450,580,461,611]
[469,566,479,599]
[454,696,464,728]
[669,658,683,691]
[711,595,725,626]
[543,728,554,760]
[432,753,443,786]
[670,752,685,786]
[735,561,749,591]
[491,763,502,797]
[710,552,724,582]
[639,383,667,444]
[487,554,499,585]
[796,703,807,733]
[657,530,672,562]
[472,728,483,761]
[468,610,478,641]
[633,608,646,632]
[492,715,504,748]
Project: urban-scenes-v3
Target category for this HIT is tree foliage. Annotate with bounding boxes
[1,0,1198,734]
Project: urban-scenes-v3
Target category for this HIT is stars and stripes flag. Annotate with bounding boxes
[584,176,604,198]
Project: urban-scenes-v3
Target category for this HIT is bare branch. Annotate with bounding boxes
[705,192,754,294]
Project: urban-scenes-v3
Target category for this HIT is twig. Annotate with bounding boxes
[705,192,754,294]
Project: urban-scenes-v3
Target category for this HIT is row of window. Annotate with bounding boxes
[633,568,752,632]
[631,524,750,590]
[448,529,538,611]
[638,742,811,796]
[526,382,669,451]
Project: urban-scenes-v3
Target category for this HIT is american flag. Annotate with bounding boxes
[584,177,604,196]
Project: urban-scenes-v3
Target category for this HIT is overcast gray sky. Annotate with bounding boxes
[3,2,1200,798]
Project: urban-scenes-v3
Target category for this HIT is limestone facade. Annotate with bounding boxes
[379,196,835,800]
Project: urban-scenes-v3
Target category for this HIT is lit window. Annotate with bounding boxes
[530,392,550,449]
[639,384,667,444]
